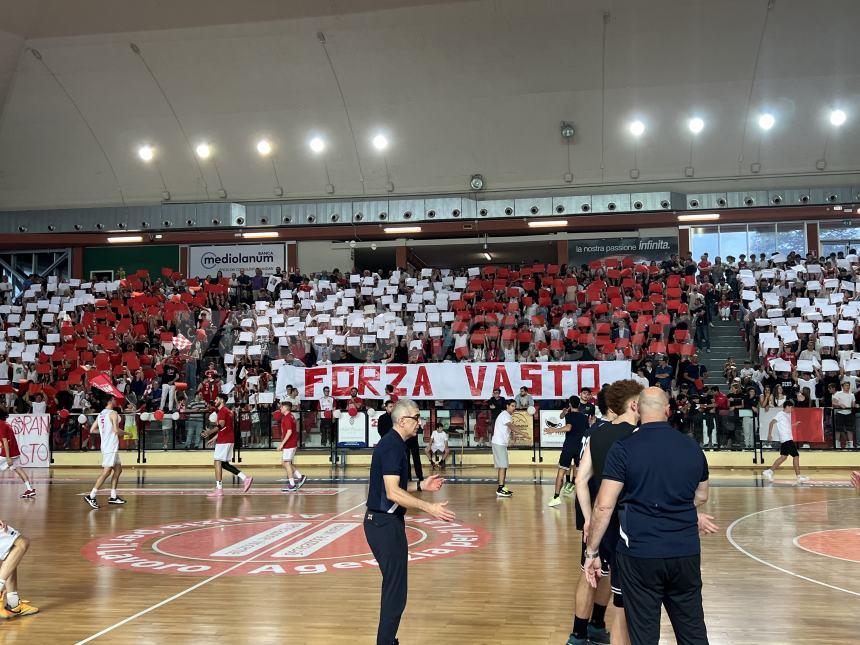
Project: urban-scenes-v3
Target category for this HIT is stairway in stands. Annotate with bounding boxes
[700,318,749,391]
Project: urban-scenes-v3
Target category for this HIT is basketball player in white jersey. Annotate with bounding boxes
[83,395,127,509]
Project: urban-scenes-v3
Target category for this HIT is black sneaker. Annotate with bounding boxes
[496,488,512,498]
[108,496,127,505]
[84,495,99,509]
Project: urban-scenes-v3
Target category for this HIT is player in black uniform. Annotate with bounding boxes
[546,396,589,507]
[567,379,644,645]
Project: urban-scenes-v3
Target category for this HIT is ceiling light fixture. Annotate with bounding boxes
[241,231,279,239]
[628,120,645,137]
[688,117,705,134]
[195,143,211,159]
[256,139,272,156]
[383,226,422,234]
[482,252,492,261]
[137,145,154,162]
[469,174,484,191]
[758,113,775,130]
[678,213,720,222]
[309,137,325,153]
[107,235,144,244]
[830,109,847,127]
[527,220,568,228]
[372,134,389,150]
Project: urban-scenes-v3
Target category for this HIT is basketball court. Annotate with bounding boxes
[2,467,858,644]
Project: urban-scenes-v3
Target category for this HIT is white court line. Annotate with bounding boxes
[725,496,860,598]
[75,500,368,644]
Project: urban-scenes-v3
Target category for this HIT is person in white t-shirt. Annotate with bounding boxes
[762,401,807,483]
[318,386,335,446]
[425,423,450,470]
[492,400,516,498]
[831,382,856,449]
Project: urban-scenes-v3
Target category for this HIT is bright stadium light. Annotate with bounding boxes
[195,143,211,159]
[830,109,847,127]
[309,137,326,153]
[688,117,705,134]
[372,134,389,151]
[758,113,775,130]
[137,145,154,162]
[256,139,272,156]
[629,120,645,137]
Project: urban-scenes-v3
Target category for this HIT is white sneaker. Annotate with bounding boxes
[848,442,855,449]
[762,469,774,481]
[796,475,809,482]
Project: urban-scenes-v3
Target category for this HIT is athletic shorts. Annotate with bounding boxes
[0,525,21,562]
[558,441,578,470]
[491,443,509,469]
[282,447,297,461]
[101,452,121,469]
[580,534,610,577]
[604,529,623,608]
[780,440,799,457]
[213,443,234,462]
[0,456,20,472]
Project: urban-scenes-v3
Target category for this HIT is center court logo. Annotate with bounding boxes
[80,512,490,576]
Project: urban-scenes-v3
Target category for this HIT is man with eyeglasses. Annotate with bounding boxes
[364,399,455,645]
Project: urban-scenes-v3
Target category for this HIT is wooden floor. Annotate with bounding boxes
[1,465,859,644]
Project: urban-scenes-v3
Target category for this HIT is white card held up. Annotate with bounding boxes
[818,336,835,347]
[837,333,854,345]
[797,360,815,372]
[838,319,855,331]
[821,359,840,372]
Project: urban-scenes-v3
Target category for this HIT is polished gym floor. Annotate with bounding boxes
[1,464,858,644]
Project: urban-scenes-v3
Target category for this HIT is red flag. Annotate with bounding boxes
[173,333,192,352]
[792,408,824,443]
[89,373,124,399]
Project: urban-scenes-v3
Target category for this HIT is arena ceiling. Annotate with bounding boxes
[0,0,858,210]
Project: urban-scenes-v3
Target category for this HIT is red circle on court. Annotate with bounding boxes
[81,512,490,576]
[795,528,860,562]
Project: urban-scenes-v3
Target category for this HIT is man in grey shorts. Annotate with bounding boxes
[492,399,516,497]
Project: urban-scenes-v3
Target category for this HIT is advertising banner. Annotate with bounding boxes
[187,243,287,278]
[569,231,678,267]
[276,361,631,401]
[758,407,825,443]
[337,412,367,447]
[539,409,567,448]
[8,414,50,468]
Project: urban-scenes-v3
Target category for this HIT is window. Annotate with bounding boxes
[747,224,777,257]
[691,226,719,260]
[719,225,748,260]
[819,223,860,241]
[776,223,806,256]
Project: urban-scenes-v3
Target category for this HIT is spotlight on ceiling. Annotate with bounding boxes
[256,139,272,156]
[309,137,325,153]
[688,117,705,134]
[195,143,211,159]
[628,120,645,137]
[758,113,775,130]
[469,174,484,191]
[137,145,154,162]
[560,122,575,139]
[372,134,389,151]
[830,109,847,127]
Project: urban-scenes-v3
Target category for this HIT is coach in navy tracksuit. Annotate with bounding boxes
[583,387,718,645]
[364,398,456,645]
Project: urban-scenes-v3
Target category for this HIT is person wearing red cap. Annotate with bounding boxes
[0,408,34,499]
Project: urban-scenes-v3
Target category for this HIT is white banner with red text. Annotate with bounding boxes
[8,414,51,468]
[276,362,631,401]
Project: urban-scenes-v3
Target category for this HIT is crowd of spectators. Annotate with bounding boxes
[1,245,859,451]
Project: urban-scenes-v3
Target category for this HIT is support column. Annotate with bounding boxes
[557,239,568,267]
[678,227,690,258]
[806,222,819,256]
[395,245,407,270]
[287,243,298,273]
[72,247,84,280]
